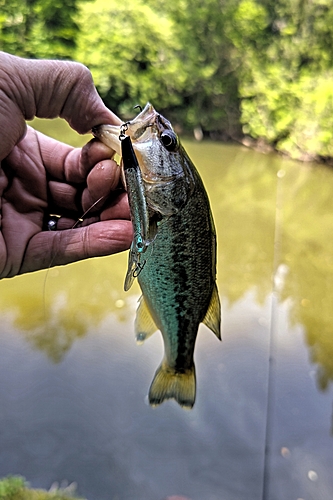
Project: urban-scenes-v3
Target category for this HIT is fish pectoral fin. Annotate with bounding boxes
[203,283,222,340]
[148,212,159,242]
[124,248,136,291]
[125,244,145,291]
[135,296,158,344]
[149,361,196,410]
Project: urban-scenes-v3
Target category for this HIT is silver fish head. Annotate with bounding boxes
[93,103,195,215]
[92,103,162,158]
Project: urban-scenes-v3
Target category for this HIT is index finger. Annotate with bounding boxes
[36,129,117,184]
[0,52,122,162]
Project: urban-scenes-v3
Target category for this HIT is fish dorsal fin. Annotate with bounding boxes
[135,295,158,344]
[203,283,221,340]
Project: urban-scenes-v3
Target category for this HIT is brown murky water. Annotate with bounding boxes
[0,119,333,500]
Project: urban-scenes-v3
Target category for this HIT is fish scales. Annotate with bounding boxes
[92,103,221,409]
[138,167,216,372]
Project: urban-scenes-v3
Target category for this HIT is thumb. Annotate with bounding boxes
[19,220,133,275]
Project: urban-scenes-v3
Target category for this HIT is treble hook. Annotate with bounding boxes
[134,104,143,112]
[133,260,146,278]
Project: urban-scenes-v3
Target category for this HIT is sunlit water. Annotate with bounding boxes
[1,120,333,500]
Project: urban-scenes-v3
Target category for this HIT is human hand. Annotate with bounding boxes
[0,51,132,278]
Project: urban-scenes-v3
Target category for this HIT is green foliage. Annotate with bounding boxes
[143,0,241,135]
[0,476,86,500]
[1,0,333,157]
[228,0,333,159]
[277,73,333,159]
[0,0,79,58]
[0,476,26,499]
[75,0,187,116]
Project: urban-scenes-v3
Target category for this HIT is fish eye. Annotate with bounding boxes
[160,130,178,152]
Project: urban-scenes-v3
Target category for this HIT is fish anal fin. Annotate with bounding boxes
[149,361,196,409]
[203,283,222,340]
[135,296,158,344]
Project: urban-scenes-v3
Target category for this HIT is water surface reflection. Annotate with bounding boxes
[1,121,333,499]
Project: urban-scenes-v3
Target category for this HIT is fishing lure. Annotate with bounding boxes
[120,127,152,290]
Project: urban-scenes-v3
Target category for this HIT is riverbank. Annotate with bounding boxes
[196,130,333,167]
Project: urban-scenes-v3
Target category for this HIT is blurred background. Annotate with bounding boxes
[1,1,333,500]
[2,0,333,160]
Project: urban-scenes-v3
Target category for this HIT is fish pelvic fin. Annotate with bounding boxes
[149,361,196,410]
[203,282,222,340]
[135,295,158,344]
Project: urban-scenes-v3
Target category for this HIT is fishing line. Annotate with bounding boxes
[42,195,106,322]
[261,167,285,500]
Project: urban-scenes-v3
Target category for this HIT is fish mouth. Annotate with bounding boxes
[92,103,177,184]
[91,122,122,155]
[92,102,162,155]
[131,102,158,134]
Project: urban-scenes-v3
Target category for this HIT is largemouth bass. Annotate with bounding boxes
[93,103,221,409]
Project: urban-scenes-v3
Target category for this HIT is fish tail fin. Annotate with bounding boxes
[149,361,196,409]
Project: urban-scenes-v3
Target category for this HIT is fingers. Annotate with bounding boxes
[0,52,132,278]
[19,220,133,274]
[86,153,121,200]
[100,192,131,221]
[32,129,126,217]
[0,83,27,161]
[48,155,123,215]
[1,52,120,133]
[47,191,131,229]
[37,130,119,184]
[0,51,120,162]
[80,158,123,214]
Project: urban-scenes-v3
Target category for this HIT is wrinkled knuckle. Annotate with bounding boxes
[53,230,65,258]
[82,226,92,259]
[72,62,93,87]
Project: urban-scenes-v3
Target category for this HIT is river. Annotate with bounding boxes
[0,119,333,500]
